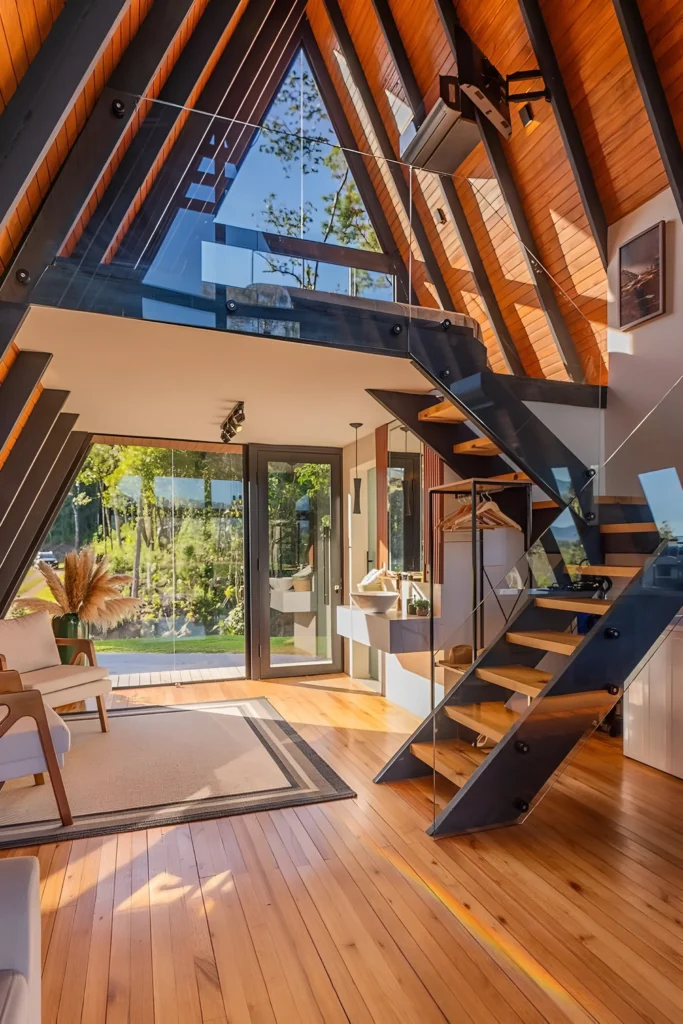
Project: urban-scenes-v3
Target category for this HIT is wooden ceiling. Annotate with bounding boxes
[0,0,679,385]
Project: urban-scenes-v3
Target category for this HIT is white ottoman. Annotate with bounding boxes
[0,857,40,1024]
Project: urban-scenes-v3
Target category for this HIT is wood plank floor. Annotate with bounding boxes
[3,677,683,1023]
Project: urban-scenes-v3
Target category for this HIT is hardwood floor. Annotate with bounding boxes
[3,677,683,1023]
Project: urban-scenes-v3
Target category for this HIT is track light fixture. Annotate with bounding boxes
[220,401,245,443]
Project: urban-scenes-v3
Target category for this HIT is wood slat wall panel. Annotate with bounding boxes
[0,0,153,277]
[541,0,668,224]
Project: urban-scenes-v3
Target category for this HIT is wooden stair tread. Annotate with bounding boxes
[475,664,551,696]
[410,739,486,787]
[534,595,612,615]
[489,472,530,483]
[567,564,639,578]
[453,437,501,456]
[506,629,583,655]
[417,400,467,424]
[444,702,518,742]
[599,522,657,534]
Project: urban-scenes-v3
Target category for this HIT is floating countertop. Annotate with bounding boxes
[336,605,434,654]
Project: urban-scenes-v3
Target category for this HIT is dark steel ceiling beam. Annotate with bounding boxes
[518,0,608,269]
[612,0,683,225]
[370,0,524,373]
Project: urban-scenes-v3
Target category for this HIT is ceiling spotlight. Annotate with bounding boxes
[220,401,245,444]
[519,102,539,133]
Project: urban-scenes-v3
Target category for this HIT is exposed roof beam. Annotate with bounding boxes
[303,21,412,302]
[612,0,683,226]
[477,113,585,383]
[0,303,28,362]
[0,427,91,617]
[72,0,245,262]
[0,0,199,303]
[321,0,458,312]
[0,0,129,238]
[0,352,52,453]
[0,389,70,528]
[370,0,524,374]
[518,0,608,269]
[433,0,584,383]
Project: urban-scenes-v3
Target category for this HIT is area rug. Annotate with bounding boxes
[0,698,355,848]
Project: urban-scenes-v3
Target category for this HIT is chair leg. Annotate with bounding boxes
[33,705,73,827]
[96,695,109,733]
[34,773,45,786]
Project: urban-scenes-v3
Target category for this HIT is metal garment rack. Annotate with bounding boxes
[427,477,533,696]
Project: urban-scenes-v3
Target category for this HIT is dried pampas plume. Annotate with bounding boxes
[13,549,141,627]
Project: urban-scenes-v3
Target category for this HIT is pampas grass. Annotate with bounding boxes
[14,549,141,627]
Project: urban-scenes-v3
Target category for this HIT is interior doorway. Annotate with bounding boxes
[248,446,343,679]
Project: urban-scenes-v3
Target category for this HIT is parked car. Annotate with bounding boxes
[35,550,59,568]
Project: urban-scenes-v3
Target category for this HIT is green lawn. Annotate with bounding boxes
[94,635,297,654]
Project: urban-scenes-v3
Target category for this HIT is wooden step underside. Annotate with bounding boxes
[599,522,658,534]
[506,629,583,655]
[566,564,639,578]
[475,664,552,696]
[444,702,519,742]
[534,595,612,615]
[452,437,501,456]
[410,739,486,787]
[417,400,467,424]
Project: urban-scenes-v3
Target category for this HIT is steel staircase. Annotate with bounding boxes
[374,494,682,836]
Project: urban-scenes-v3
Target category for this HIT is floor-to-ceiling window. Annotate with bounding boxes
[15,440,246,686]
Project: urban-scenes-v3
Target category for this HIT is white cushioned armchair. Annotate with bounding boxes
[0,612,111,732]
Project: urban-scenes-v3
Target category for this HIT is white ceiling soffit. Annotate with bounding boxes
[19,305,428,448]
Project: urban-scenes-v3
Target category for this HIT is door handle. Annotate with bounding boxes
[333,584,341,593]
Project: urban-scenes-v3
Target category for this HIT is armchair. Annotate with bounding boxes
[0,613,111,732]
[0,670,72,826]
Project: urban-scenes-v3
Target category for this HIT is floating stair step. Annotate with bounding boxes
[444,702,518,742]
[506,629,583,655]
[475,664,551,696]
[599,522,657,534]
[566,564,639,579]
[534,596,612,615]
[417,400,467,424]
[453,437,501,456]
[489,472,530,483]
[410,738,486,787]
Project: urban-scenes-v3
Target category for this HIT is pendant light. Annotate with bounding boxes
[350,422,363,514]
[401,425,412,517]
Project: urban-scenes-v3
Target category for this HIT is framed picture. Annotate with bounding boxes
[619,220,666,329]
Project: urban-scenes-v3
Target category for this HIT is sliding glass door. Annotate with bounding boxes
[250,447,342,679]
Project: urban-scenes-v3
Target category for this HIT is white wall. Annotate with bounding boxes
[605,187,683,494]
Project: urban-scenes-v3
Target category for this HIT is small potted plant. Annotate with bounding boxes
[413,598,431,617]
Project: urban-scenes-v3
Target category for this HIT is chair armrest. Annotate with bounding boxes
[0,653,6,670]
[0,668,23,694]
[54,637,98,666]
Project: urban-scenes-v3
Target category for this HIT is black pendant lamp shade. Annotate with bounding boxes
[351,422,363,514]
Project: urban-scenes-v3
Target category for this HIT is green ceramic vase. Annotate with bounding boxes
[51,612,83,665]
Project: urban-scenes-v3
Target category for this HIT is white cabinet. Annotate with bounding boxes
[623,622,683,780]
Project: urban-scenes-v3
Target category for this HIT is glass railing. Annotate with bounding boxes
[20,93,604,395]
[424,370,683,832]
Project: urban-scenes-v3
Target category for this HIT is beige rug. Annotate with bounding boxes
[0,698,354,848]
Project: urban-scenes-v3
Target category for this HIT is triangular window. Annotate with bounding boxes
[141,47,394,308]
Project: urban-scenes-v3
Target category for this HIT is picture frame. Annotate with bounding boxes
[618,220,666,330]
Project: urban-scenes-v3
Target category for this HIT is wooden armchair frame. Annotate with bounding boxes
[0,637,109,733]
[0,670,73,826]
